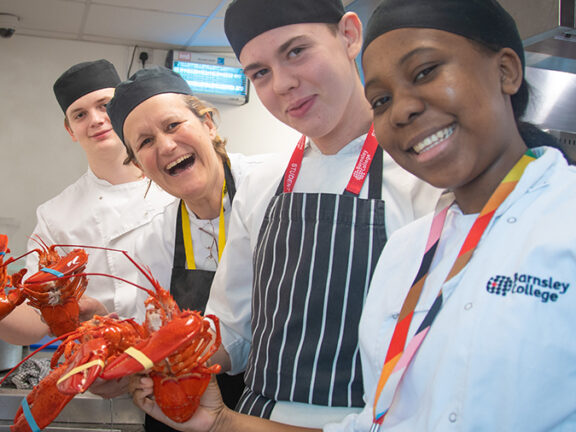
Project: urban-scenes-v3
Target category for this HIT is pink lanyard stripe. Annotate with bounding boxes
[372,151,536,425]
[383,203,448,364]
[283,125,378,194]
[385,256,433,362]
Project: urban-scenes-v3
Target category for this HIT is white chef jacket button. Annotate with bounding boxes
[449,412,457,423]
[392,313,399,320]
[464,302,473,310]
[99,196,103,200]
[507,217,517,223]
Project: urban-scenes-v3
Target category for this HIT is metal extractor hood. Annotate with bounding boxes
[522,0,576,161]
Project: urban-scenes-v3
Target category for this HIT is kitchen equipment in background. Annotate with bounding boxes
[0,389,145,431]
[524,65,576,161]
[0,340,22,372]
[522,0,576,161]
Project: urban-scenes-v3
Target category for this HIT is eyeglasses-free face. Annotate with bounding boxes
[363,28,526,213]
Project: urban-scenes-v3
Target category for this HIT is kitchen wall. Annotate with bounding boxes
[501,0,559,39]
[0,35,299,256]
[0,0,563,256]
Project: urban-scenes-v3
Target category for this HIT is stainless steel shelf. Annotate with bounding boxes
[0,387,144,431]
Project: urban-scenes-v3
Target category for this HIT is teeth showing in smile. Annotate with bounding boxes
[166,154,195,176]
[412,125,455,154]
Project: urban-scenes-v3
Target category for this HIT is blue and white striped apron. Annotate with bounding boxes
[237,147,387,418]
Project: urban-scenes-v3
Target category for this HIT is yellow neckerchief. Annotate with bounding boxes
[181,178,226,270]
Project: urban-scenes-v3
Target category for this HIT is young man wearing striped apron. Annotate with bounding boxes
[205,0,441,427]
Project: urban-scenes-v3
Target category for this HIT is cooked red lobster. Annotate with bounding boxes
[6,315,147,432]
[97,251,222,423]
[3,246,221,430]
[0,235,88,336]
[102,284,222,422]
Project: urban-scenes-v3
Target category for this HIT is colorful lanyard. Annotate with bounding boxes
[181,178,226,270]
[370,150,536,430]
[283,124,379,194]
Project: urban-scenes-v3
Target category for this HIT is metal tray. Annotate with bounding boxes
[0,388,144,430]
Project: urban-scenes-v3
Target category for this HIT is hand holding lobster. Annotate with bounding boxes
[4,246,222,430]
[0,235,89,337]
[131,374,226,432]
[19,236,88,336]
[101,267,222,423]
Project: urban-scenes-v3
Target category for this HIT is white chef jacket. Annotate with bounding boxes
[326,146,576,432]
[25,168,176,320]
[130,153,270,322]
[207,135,442,375]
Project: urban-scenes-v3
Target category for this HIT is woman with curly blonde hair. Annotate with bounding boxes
[105,66,267,431]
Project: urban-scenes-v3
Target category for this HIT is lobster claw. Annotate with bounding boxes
[25,249,88,284]
[101,313,216,380]
[56,338,109,395]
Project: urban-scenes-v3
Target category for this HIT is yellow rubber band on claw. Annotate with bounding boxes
[56,359,106,385]
[125,347,154,370]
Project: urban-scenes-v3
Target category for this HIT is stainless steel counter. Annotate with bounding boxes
[0,384,144,431]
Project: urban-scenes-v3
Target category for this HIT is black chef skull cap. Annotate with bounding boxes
[363,0,524,70]
[107,66,192,143]
[53,59,121,113]
[225,0,345,58]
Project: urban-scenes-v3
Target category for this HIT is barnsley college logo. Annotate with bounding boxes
[486,273,570,303]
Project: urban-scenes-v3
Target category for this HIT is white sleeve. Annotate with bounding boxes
[206,184,255,374]
[379,152,442,237]
[206,155,285,374]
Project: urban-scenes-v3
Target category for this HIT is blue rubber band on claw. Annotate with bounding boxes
[40,268,65,278]
[21,398,41,432]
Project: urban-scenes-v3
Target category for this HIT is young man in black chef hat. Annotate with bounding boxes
[0,60,174,347]
[193,0,439,427]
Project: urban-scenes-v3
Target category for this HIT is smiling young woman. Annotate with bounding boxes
[363,27,527,214]
[354,0,576,430]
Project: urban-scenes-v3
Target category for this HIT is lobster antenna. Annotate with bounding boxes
[1,234,55,268]
[1,241,160,293]
[24,272,156,298]
[42,244,160,291]
[0,249,40,269]
[29,234,50,251]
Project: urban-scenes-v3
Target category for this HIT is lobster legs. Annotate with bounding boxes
[101,313,219,379]
[101,313,222,422]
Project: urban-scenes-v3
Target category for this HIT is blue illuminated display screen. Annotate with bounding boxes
[172,60,248,98]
